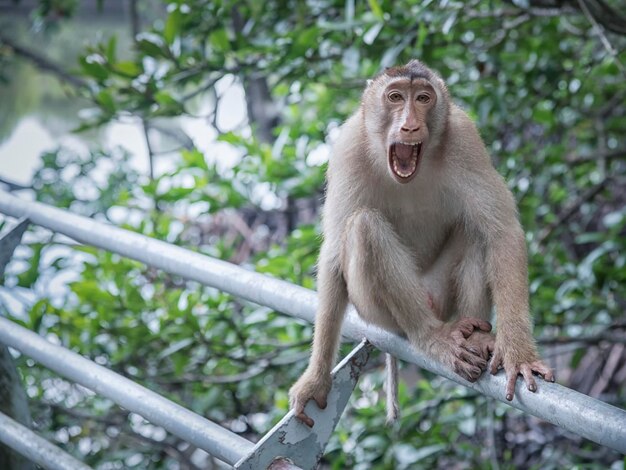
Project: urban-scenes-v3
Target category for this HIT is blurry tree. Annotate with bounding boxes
[0,0,625,468]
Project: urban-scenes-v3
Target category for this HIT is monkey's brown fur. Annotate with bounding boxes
[290,60,554,427]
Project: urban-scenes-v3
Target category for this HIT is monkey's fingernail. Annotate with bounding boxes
[529,384,536,392]
[315,397,327,409]
[551,377,555,382]
[506,393,513,401]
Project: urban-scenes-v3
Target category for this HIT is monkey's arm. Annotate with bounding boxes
[485,222,554,400]
[473,173,555,400]
[288,246,348,427]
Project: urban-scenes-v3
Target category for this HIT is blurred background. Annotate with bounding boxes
[0,0,625,468]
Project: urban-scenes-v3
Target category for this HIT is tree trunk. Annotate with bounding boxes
[231,8,280,145]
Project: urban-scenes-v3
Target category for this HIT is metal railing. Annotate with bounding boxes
[0,190,625,469]
[0,411,92,470]
[0,317,253,465]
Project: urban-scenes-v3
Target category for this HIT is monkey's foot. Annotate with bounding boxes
[437,317,493,382]
[289,369,331,427]
[490,352,555,401]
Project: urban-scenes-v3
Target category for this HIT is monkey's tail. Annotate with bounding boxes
[385,353,400,424]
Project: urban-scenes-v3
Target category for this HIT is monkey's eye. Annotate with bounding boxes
[416,94,431,103]
[388,91,403,102]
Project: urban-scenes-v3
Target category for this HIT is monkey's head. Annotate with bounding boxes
[362,60,450,184]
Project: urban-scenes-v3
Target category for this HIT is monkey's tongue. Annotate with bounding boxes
[394,143,415,160]
[390,142,421,179]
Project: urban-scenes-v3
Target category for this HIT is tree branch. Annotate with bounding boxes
[567,149,626,165]
[0,33,87,88]
[577,0,626,78]
[538,331,626,345]
[537,177,611,245]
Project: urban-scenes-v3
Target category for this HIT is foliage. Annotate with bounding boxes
[1,0,625,469]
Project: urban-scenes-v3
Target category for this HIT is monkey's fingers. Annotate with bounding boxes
[314,394,328,410]
[489,351,503,375]
[520,364,537,392]
[293,392,328,428]
[530,360,555,383]
[459,347,487,371]
[504,367,520,401]
[475,319,492,332]
[481,341,495,360]
[295,409,315,428]
[465,344,482,357]
[454,360,483,382]
[457,318,492,338]
[463,332,495,361]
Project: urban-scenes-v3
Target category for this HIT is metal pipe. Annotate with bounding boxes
[0,317,253,465]
[0,411,93,470]
[1,191,625,453]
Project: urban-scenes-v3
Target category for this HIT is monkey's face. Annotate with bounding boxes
[382,78,437,184]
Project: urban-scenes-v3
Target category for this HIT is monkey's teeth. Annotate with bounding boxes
[392,159,417,178]
[390,141,422,179]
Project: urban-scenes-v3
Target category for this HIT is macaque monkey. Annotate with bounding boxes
[289,60,554,427]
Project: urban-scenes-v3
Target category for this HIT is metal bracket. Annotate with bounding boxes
[235,339,374,470]
[0,217,30,279]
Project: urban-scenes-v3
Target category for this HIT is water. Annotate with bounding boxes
[0,3,245,186]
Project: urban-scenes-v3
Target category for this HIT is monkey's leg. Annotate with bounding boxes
[289,243,349,427]
[342,209,491,381]
[453,239,496,360]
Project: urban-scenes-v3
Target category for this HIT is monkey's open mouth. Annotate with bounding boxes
[388,142,422,182]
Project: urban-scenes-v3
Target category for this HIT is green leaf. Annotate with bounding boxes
[138,37,167,58]
[367,0,384,20]
[181,149,208,170]
[210,29,230,52]
[70,280,116,304]
[29,299,49,333]
[96,90,115,113]
[112,61,141,77]
[105,36,117,63]
[79,55,109,81]
[217,132,243,145]
[17,244,42,288]
[292,27,319,55]
[415,21,428,53]
[164,9,182,45]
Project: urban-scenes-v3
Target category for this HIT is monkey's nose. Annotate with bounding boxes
[401,125,420,133]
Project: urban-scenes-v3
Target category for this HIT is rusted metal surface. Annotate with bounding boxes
[0,217,34,470]
[0,216,29,278]
[267,457,303,470]
[235,340,373,470]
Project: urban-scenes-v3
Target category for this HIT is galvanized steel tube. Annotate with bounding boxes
[0,411,93,470]
[1,191,625,453]
[0,317,253,465]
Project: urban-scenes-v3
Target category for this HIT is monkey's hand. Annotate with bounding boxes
[464,330,495,362]
[489,342,555,401]
[289,369,331,428]
[433,317,493,383]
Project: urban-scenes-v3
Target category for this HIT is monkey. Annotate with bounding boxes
[289,60,554,427]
